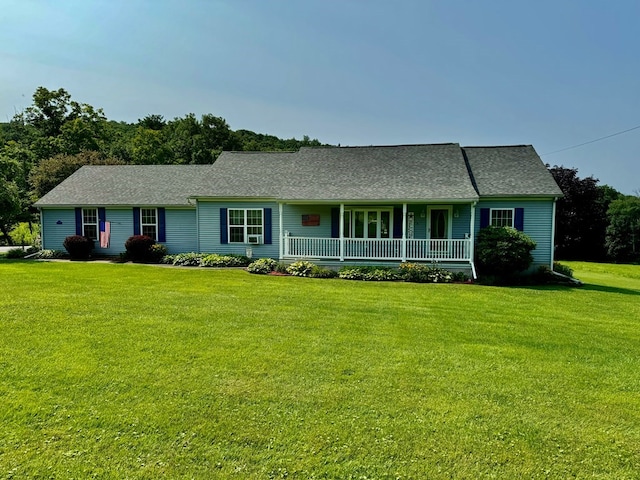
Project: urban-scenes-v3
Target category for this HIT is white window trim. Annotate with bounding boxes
[141,207,158,241]
[228,208,264,244]
[344,208,393,239]
[82,207,98,240]
[490,208,515,228]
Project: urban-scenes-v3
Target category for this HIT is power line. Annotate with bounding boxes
[541,124,640,156]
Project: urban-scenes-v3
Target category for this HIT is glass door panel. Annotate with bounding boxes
[380,211,390,238]
[368,211,378,238]
[354,211,365,238]
[430,209,449,239]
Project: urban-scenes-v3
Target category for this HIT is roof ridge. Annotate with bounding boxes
[300,143,460,150]
[462,144,532,149]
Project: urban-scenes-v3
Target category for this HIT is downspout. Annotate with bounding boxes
[279,202,284,260]
[38,207,44,249]
[194,200,200,253]
[469,201,477,279]
[550,198,558,269]
[339,203,344,261]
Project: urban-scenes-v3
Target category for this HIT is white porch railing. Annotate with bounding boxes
[284,236,471,261]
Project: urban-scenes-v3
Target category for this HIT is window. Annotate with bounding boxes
[82,208,98,240]
[490,208,514,228]
[345,209,392,239]
[141,208,158,240]
[228,209,263,243]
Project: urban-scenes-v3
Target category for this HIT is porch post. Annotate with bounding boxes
[401,203,407,262]
[339,203,345,261]
[278,202,284,260]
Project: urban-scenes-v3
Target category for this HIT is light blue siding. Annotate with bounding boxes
[41,209,77,251]
[197,200,280,258]
[475,199,555,268]
[282,205,333,238]
[41,206,197,255]
[165,209,197,253]
[99,208,133,255]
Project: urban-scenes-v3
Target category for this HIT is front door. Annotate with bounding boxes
[427,207,451,239]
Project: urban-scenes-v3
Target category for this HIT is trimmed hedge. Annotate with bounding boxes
[124,235,156,262]
[475,226,536,277]
[63,235,94,260]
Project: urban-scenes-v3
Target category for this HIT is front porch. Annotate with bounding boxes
[283,236,471,262]
[277,202,478,277]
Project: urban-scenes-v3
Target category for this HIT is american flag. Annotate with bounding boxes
[99,221,110,248]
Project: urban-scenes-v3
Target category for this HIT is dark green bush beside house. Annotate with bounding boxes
[475,226,536,278]
[63,235,94,260]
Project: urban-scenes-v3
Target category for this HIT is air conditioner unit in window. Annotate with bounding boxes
[247,235,262,245]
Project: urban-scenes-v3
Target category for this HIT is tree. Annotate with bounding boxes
[137,114,166,131]
[0,180,22,244]
[605,195,640,262]
[548,166,617,261]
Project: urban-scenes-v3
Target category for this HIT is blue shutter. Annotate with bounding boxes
[393,207,403,239]
[264,208,272,244]
[98,207,106,233]
[331,208,339,238]
[133,207,140,235]
[158,208,166,242]
[514,208,524,231]
[480,208,490,228]
[75,208,83,236]
[220,208,228,244]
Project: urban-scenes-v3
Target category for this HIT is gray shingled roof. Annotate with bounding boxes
[463,145,563,197]
[34,165,215,206]
[34,144,562,207]
[200,144,480,202]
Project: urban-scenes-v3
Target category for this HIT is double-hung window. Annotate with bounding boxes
[82,208,98,240]
[229,209,263,243]
[490,208,514,228]
[141,208,158,240]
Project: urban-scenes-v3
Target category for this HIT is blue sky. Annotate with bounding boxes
[1,0,639,193]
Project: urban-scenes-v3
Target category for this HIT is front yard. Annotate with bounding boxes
[0,260,638,478]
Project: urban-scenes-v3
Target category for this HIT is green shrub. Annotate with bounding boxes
[160,254,175,264]
[553,262,574,278]
[124,235,156,262]
[144,243,167,263]
[201,253,251,267]
[171,252,203,266]
[398,263,454,283]
[475,226,536,278]
[63,235,94,260]
[286,260,316,277]
[247,258,277,274]
[338,266,400,281]
[451,271,470,283]
[5,248,27,259]
[309,265,338,278]
[274,262,288,274]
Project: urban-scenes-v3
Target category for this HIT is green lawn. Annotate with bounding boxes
[0,260,638,479]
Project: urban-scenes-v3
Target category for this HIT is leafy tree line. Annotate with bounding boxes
[548,166,640,263]
[0,86,323,243]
